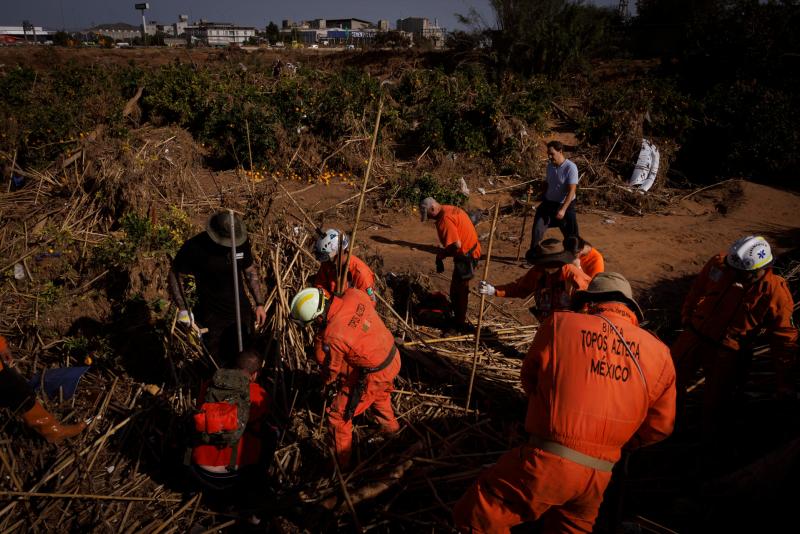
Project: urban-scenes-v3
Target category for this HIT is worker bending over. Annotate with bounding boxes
[420,197,482,332]
[313,228,377,305]
[479,238,590,321]
[290,287,401,468]
[454,273,676,533]
[672,235,797,444]
[563,235,605,278]
[0,336,85,444]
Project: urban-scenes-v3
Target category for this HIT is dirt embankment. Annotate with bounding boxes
[277,177,800,332]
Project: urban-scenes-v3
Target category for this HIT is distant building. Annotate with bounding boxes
[91,23,140,41]
[324,18,373,30]
[378,20,389,31]
[185,21,257,46]
[0,25,53,43]
[174,15,189,37]
[396,17,446,48]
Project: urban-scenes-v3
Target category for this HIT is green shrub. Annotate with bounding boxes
[396,173,467,206]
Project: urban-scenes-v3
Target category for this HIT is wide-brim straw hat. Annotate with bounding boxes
[572,271,644,320]
[526,238,575,266]
[206,211,247,247]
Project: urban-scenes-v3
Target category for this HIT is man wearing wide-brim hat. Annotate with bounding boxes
[169,211,267,364]
[454,272,676,533]
[478,238,590,321]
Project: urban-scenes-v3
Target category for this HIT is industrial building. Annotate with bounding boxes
[184,21,257,46]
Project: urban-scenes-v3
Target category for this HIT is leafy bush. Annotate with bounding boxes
[93,208,192,269]
[396,173,467,206]
[0,64,129,168]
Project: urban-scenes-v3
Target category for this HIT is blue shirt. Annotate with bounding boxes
[544,159,579,203]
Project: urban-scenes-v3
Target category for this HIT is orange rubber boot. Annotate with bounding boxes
[21,400,86,444]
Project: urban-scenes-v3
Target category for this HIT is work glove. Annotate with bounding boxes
[435,257,445,274]
[478,280,496,296]
[323,382,339,404]
[177,309,193,326]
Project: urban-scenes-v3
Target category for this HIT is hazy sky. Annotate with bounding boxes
[1,0,618,31]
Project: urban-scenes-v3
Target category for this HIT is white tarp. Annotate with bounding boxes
[628,138,660,192]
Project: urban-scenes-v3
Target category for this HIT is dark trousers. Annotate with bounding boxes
[0,365,36,414]
[201,313,253,366]
[529,200,579,251]
[450,271,471,325]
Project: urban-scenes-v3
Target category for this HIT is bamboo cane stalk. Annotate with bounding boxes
[466,202,500,411]
[516,187,532,260]
[338,84,387,292]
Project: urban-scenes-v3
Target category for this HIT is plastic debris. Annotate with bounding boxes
[13,263,25,280]
[459,177,470,196]
[28,366,90,400]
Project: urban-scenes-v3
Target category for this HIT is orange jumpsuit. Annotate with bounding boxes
[672,253,797,438]
[454,303,676,533]
[578,247,605,278]
[314,254,377,305]
[435,205,481,325]
[315,288,401,466]
[495,264,591,319]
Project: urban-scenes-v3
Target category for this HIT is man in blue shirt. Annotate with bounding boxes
[525,140,580,262]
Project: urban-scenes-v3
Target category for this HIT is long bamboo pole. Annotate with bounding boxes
[337,82,388,292]
[0,491,185,503]
[516,187,532,261]
[465,202,500,411]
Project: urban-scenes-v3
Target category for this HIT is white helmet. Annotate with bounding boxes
[290,287,328,324]
[314,229,349,262]
[726,235,772,271]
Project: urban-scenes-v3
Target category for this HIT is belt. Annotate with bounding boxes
[363,344,398,374]
[529,435,615,472]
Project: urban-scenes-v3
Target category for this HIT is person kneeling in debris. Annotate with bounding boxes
[189,349,276,491]
[671,236,797,445]
[563,235,605,278]
[453,273,676,533]
[0,336,85,444]
[290,287,401,468]
[478,238,591,321]
[313,228,377,306]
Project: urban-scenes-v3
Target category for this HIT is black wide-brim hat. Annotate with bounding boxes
[206,211,247,247]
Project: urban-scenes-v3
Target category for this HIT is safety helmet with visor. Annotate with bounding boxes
[290,287,328,324]
[315,229,350,262]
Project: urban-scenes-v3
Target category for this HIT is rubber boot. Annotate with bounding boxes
[21,400,86,444]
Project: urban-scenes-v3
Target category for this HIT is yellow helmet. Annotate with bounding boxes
[290,287,327,324]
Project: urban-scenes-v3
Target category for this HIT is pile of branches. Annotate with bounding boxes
[1,142,545,531]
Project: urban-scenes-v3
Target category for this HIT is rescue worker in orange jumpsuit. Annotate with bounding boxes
[313,228,377,306]
[563,235,605,278]
[0,336,86,444]
[420,197,482,331]
[290,286,401,468]
[454,272,676,533]
[478,238,591,321]
[672,236,797,444]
